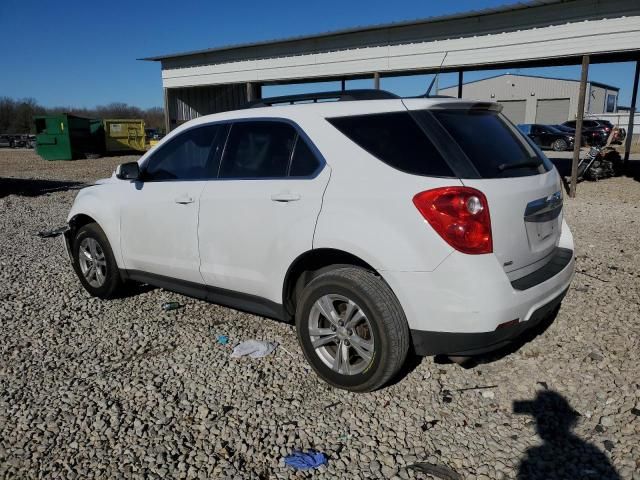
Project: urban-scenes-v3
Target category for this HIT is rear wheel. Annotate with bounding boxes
[71,223,122,298]
[552,139,568,151]
[295,266,409,392]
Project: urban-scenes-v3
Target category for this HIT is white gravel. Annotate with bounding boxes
[1,150,639,479]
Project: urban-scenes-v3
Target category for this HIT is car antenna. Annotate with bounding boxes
[423,51,448,98]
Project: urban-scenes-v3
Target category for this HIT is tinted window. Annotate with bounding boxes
[564,121,576,128]
[289,137,320,177]
[583,121,598,128]
[144,125,224,181]
[220,121,296,179]
[328,112,453,177]
[432,110,550,178]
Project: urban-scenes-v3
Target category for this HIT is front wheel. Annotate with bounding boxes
[71,223,122,298]
[295,267,409,392]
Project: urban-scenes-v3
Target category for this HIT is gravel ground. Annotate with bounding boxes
[1,149,639,479]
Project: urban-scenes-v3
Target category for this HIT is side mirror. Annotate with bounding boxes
[115,162,140,180]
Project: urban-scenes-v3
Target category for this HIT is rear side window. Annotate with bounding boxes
[289,137,320,177]
[144,125,223,181]
[220,121,296,179]
[431,110,550,178]
[328,112,454,177]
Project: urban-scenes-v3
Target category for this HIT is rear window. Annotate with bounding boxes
[431,110,550,178]
[328,112,454,177]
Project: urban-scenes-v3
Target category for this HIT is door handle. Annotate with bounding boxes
[174,195,195,204]
[271,192,301,202]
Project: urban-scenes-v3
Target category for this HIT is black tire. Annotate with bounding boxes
[552,139,568,152]
[295,266,409,392]
[71,223,122,299]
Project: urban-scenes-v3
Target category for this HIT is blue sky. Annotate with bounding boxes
[0,0,637,109]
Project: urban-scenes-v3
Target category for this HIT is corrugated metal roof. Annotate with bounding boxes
[140,0,562,61]
[440,73,620,91]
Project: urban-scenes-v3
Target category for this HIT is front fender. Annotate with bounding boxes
[66,185,124,268]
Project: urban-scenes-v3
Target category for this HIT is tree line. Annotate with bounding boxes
[0,97,165,134]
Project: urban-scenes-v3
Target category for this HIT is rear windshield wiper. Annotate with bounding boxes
[497,160,542,171]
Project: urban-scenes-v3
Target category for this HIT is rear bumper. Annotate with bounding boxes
[411,287,567,355]
[381,221,575,355]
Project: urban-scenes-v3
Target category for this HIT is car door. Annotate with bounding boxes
[119,124,226,283]
[198,120,330,304]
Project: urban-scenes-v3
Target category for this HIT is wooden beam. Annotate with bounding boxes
[570,55,589,198]
[163,88,170,133]
[624,59,640,163]
[373,72,380,90]
[246,82,258,102]
[457,71,463,98]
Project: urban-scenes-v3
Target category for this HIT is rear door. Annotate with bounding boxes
[404,101,564,279]
[198,120,330,303]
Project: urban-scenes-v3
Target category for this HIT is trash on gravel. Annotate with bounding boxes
[407,462,461,480]
[588,351,604,361]
[230,340,277,358]
[35,225,69,238]
[216,335,229,345]
[324,401,340,410]
[283,450,327,470]
[161,302,182,311]
[451,384,497,393]
[421,419,439,431]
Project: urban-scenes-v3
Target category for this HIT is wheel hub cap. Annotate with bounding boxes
[308,294,375,376]
[78,237,107,288]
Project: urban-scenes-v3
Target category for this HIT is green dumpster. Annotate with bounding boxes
[34,114,104,160]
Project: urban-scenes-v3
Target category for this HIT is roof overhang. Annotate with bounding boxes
[143,0,640,89]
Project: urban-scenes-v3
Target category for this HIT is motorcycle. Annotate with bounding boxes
[576,128,624,181]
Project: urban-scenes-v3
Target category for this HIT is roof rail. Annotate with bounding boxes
[245,89,398,108]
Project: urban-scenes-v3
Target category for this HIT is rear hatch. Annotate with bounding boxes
[403,99,564,278]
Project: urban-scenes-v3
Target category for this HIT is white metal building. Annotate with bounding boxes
[438,74,619,125]
[141,0,640,132]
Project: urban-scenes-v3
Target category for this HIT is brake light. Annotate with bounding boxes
[413,187,492,254]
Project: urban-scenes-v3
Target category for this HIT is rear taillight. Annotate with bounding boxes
[413,187,492,254]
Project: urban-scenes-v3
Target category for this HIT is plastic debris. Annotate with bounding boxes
[161,302,182,311]
[283,450,327,470]
[230,340,277,358]
[36,225,69,238]
[216,335,229,345]
[407,462,461,480]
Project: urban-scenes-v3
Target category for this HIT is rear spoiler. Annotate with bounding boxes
[427,101,503,113]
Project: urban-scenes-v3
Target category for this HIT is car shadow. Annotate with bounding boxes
[0,178,87,198]
[514,390,620,479]
[113,282,157,299]
[434,305,561,369]
[624,159,640,182]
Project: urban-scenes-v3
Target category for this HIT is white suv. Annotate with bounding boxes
[64,90,575,392]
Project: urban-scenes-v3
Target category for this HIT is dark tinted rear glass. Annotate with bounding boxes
[432,110,550,178]
[328,112,454,177]
[289,137,321,177]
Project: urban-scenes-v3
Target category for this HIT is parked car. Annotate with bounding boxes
[62,90,575,392]
[562,119,625,146]
[517,124,575,151]
[0,134,16,148]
